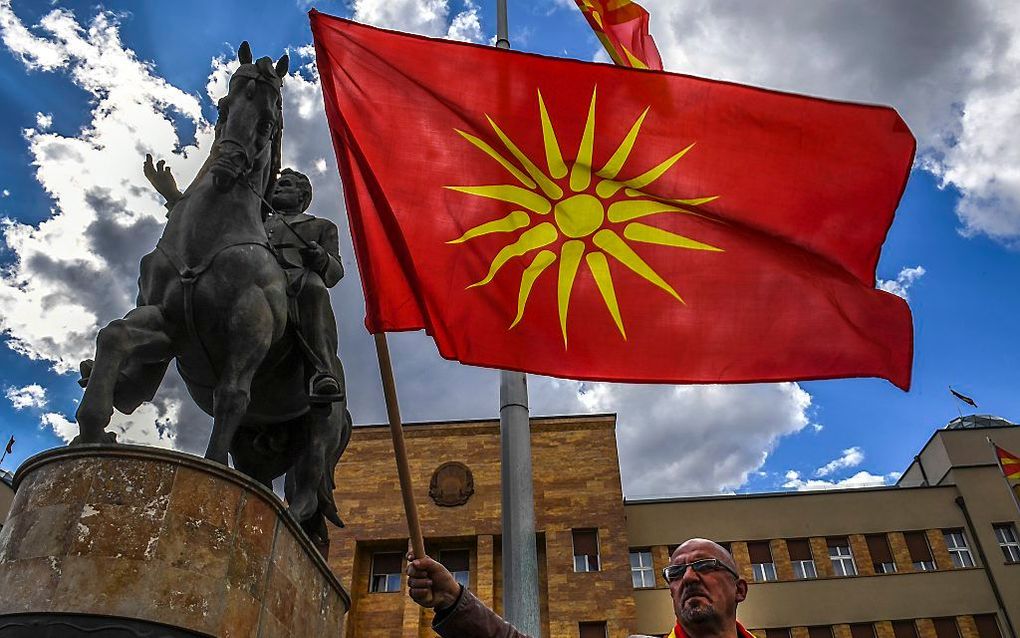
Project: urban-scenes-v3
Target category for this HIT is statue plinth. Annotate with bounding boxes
[0,445,350,637]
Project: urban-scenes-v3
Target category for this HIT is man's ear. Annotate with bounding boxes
[735,578,748,603]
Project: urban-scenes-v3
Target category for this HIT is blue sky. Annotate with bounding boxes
[0,0,1017,498]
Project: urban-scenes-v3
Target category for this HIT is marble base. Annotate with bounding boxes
[0,445,349,637]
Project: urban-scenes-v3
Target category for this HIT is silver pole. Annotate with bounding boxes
[494,4,540,634]
[500,371,541,636]
[496,0,510,49]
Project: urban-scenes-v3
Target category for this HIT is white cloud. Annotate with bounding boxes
[1,189,9,197]
[877,266,926,301]
[782,469,899,491]
[40,412,76,441]
[580,382,814,497]
[35,112,52,130]
[641,0,1020,246]
[5,383,47,409]
[815,446,864,477]
[352,0,484,43]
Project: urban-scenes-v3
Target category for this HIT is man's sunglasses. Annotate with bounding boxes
[662,558,740,584]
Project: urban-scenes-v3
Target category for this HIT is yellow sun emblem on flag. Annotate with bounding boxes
[445,86,722,346]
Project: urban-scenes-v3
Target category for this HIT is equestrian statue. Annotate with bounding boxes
[74,42,351,552]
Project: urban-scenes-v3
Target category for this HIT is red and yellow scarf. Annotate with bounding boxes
[668,621,755,638]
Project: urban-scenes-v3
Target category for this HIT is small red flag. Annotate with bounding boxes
[310,13,914,389]
[4,436,12,455]
[574,0,663,70]
[995,444,1020,480]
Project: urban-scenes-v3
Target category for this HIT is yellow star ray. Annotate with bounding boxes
[485,115,563,200]
[593,228,684,303]
[626,191,719,207]
[557,240,586,346]
[455,129,537,189]
[596,142,696,198]
[467,222,558,288]
[623,222,723,252]
[510,249,557,329]
[621,46,649,69]
[445,185,552,214]
[607,199,703,224]
[586,251,626,339]
[537,90,568,179]
[597,106,649,180]
[569,87,598,193]
[448,210,532,244]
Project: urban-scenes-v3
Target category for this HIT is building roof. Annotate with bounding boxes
[944,413,1016,430]
[0,469,12,488]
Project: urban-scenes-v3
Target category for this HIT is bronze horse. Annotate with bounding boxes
[75,43,350,546]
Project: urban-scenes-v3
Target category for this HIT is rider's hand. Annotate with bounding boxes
[406,552,461,611]
[144,153,182,203]
[299,241,329,272]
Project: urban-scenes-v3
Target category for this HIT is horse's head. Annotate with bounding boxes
[210,42,287,192]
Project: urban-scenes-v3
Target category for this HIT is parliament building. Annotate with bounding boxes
[326,414,1020,638]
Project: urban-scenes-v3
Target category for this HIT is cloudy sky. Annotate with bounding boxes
[0,0,1017,500]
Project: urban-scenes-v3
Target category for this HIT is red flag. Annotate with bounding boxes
[995,444,1020,480]
[310,13,915,389]
[4,436,12,455]
[574,0,663,70]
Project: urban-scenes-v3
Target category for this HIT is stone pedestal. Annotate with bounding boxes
[0,445,350,637]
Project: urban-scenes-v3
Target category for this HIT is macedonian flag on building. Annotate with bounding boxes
[309,11,915,389]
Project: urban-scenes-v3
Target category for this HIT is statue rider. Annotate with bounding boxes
[144,155,345,404]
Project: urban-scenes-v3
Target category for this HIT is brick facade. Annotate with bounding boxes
[328,416,636,638]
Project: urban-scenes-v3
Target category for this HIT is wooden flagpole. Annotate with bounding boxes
[374,333,426,561]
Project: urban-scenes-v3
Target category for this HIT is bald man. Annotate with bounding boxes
[406,537,753,638]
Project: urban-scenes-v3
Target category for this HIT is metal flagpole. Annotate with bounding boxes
[495,2,542,635]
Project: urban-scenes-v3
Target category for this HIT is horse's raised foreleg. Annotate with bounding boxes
[75,306,171,444]
[205,291,274,465]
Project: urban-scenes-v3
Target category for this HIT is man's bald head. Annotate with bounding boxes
[671,538,739,573]
[668,538,747,636]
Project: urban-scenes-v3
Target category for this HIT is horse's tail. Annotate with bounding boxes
[320,407,353,528]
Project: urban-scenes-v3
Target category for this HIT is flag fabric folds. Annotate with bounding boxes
[994,444,1020,480]
[573,0,663,70]
[310,12,915,389]
[4,436,12,455]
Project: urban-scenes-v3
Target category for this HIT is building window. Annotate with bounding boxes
[993,523,1020,563]
[579,621,607,638]
[933,618,961,638]
[904,531,936,571]
[892,621,919,638]
[809,627,834,638]
[630,550,654,588]
[943,529,976,568]
[786,539,816,579]
[974,615,1003,638]
[747,541,777,582]
[573,529,600,572]
[370,552,403,593]
[827,538,857,576]
[850,624,876,638]
[439,549,470,588]
[865,534,897,574]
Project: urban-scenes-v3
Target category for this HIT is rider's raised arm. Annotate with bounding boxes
[143,153,184,210]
